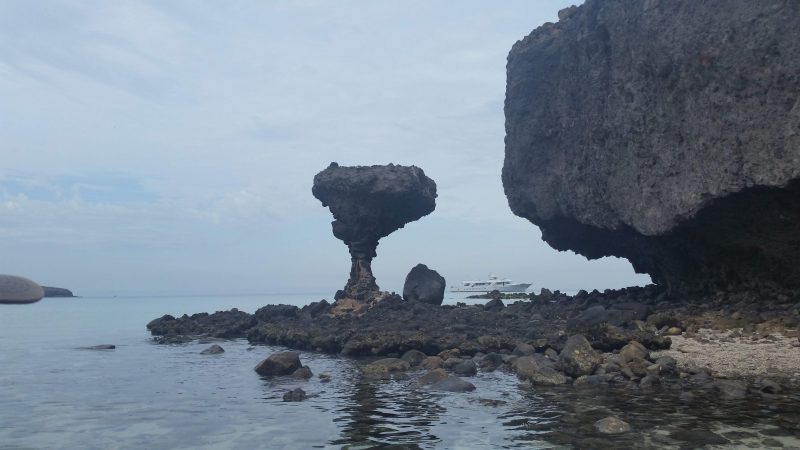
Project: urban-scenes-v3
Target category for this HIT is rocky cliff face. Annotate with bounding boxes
[503,0,800,293]
[313,163,437,303]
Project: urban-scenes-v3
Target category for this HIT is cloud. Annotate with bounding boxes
[0,0,652,296]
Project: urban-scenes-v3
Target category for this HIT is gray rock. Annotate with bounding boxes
[0,274,44,305]
[362,358,410,378]
[559,334,602,377]
[503,0,800,294]
[452,360,478,377]
[594,417,631,434]
[713,379,748,399]
[420,356,444,370]
[417,368,448,386]
[619,341,649,363]
[312,163,437,301]
[255,351,302,377]
[292,366,313,379]
[514,356,568,385]
[400,349,427,367]
[429,376,476,392]
[478,352,505,371]
[512,343,536,357]
[402,264,445,305]
[200,344,224,355]
[282,388,307,402]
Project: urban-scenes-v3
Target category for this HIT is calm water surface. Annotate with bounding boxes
[1,294,799,449]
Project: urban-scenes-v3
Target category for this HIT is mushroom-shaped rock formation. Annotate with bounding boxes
[503,0,800,294]
[0,274,45,305]
[313,163,437,304]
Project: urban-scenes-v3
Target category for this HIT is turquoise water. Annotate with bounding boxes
[1,294,799,449]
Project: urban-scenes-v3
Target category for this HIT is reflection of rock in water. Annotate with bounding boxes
[330,377,444,448]
[503,385,800,449]
[313,163,437,307]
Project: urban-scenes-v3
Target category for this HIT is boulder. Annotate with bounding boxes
[417,368,449,386]
[503,0,800,294]
[401,349,427,367]
[559,335,602,377]
[292,366,313,379]
[255,351,302,377]
[420,356,444,370]
[402,264,445,305]
[619,341,649,363]
[362,358,410,378]
[200,344,224,355]
[0,274,44,305]
[452,360,477,377]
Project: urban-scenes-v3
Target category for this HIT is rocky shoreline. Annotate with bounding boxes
[147,285,800,395]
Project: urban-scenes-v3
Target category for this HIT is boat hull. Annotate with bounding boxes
[450,283,531,293]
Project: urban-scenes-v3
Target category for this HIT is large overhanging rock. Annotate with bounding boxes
[0,274,45,304]
[313,163,437,304]
[503,0,800,294]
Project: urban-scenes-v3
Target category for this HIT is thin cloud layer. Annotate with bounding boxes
[0,1,650,296]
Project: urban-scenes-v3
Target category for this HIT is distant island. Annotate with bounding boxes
[42,286,75,297]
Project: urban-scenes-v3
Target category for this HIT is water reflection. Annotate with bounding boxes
[332,371,445,448]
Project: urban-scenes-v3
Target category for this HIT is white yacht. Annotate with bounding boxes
[450,275,531,293]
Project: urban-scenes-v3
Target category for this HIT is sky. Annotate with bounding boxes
[0,0,651,297]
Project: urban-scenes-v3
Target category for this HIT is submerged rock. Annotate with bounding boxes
[282,388,307,402]
[503,0,800,294]
[594,416,631,434]
[429,376,476,392]
[403,264,445,306]
[0,274,44,305]
[81,344,116,350]
[362,358,410,378]
[312,163,437,303]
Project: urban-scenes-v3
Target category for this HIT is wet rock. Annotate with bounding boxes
[478,353,505,371]
[574,375,606,387]
[713,379,748,399]
[282,388,307,402]
[318,373,332,383]
[200,344,224,355]
[292,366,313,379]
[559,334,601,377]
[503,0,800,295]
[429,376,476,392]
[594,416,631,434]
[403,264,445,305]
[655,356,677,374]
[474,398,507,407]
[0,274,44,305]
[515,357,569,386]
[420,356,444,370]
[81,344,116,350]
[640,375,660,387]
[312,163,437,303]
[669,429,729,446]
[255,351,302,377]
[452,360,477,377]
[756,378,782,395]
[512,343,536,357]
[619,341,649,362]
[400,349,427,367]
[416,368,448,386]
[362,358,410,378]
[664,327,683,336]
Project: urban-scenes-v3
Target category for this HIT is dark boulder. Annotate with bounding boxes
[255,351,302,377]
[402,264,445,305]
[200,344,224,355]
[559,334,601,377]
[429,376,476,392]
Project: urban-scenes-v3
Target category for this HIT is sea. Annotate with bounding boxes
[1,293,799,449]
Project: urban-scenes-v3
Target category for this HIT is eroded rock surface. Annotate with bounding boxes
[312,163,437,303]
[503,0,800,293]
